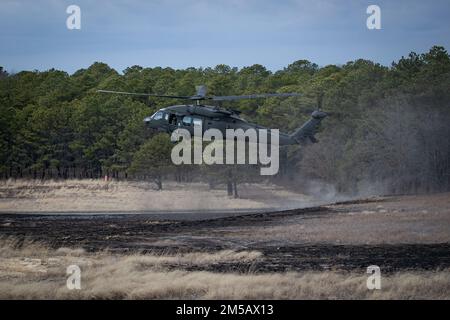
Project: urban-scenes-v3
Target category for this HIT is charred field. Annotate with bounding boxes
[1,194,449,274]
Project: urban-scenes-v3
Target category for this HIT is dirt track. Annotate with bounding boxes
[1,194,449,273]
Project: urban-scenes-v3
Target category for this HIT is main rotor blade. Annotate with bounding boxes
[97,90,191,100]
[211,93,302,101]
[97,89,302,102]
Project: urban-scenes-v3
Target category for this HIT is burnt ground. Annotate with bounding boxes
[1,196,450,274]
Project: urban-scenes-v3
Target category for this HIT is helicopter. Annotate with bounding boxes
[97,85,327,145]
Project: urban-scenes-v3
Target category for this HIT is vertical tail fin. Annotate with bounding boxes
[290,110,328,144]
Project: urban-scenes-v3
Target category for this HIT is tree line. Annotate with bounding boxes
[0,46,449,195]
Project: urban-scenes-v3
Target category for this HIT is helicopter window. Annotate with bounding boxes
[182,116,192,126]
[192,117,202,127]
[164,113,169,121]
[152,111,164,120]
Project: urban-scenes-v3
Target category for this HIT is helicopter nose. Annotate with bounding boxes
[311,110,328,119]
[144,116,155,128]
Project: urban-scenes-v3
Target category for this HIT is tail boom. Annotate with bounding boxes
[290,110,328,144]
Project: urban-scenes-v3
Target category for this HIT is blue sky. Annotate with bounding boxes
[1,0,449,73]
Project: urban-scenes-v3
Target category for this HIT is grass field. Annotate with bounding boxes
[0,179,314,212]
[0,180,449,300]
[1,239,449,300]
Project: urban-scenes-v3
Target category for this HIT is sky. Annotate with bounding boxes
[1,0,449,74]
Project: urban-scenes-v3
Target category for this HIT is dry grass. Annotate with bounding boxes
[0,239,448,300]
[0,179,313,212]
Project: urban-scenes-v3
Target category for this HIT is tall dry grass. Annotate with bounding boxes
[0,239,448,300]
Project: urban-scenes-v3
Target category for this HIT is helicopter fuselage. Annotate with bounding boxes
[144,104,298,145]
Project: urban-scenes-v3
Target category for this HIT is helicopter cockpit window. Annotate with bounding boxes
[152,111,164,120]
[182,116,192,126]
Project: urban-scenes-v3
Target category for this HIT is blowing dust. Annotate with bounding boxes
[0,179,321,213]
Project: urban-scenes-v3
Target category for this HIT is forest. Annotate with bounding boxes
[1,46,449,196]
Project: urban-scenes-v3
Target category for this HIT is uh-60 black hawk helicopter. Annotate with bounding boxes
[98,85,327,145]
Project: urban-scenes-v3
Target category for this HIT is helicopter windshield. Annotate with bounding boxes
[151,111,164,120]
